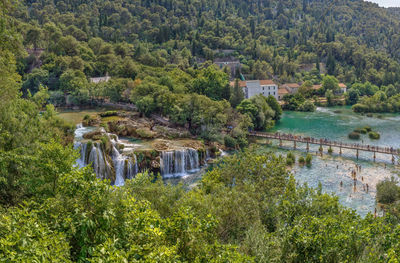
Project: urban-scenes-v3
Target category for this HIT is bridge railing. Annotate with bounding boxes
[249,131,399,155]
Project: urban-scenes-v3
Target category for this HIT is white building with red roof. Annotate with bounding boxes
[230,80,278,100]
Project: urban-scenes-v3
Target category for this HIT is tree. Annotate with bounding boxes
[326,50,336,75]
[345,89,360,105]
[266,95,282,120]
[322,75,339,93]
[25,27,42,50]
[237,95,275,130]
[325,90,335,106]
[230,79,244,108]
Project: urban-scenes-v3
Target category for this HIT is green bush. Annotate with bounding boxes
[354,128,362,133]
[348,132,360,140]
[328,146,333,154]
[83,114,90,120]
[376,178,400,204]
[360,128,367,134]
[306,154,312,166]
[136,128,155,139]
[363,126,372,132]
[368,131,380,139]
[224,135,237,149]
[297,100,316,112]
[299,156,305,164]
[100,111,118,117]
[286,152,296,165]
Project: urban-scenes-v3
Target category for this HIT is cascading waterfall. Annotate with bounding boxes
[74,124,138,186]
[111,139,138,186]
[161,148,201,177]
[161,151,174,176]
[186,148,199,172]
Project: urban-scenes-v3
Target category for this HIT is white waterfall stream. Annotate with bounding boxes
[161,148,201,178]
[74,124,138,186]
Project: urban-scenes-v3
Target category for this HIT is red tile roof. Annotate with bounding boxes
[259,80,276,85]
[282,83,300,88]
[278,88,289,94]
[339,83,347,88]
[312,84,322,90]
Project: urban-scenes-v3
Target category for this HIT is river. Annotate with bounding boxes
[259,106,400,217]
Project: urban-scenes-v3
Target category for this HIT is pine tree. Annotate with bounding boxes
[327,50,336,75]
[230,79,245,108]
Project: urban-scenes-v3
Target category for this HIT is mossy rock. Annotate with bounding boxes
[348,132,360,140]
[83,129,104,140]
[135,128,156,139]
[368,131,380,140]
[363,126,372,132]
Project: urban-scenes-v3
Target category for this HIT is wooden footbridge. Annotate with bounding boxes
[249,131,399,163]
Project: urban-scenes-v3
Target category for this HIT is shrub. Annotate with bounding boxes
[286,152,296,165]
[83,114,90,120]
[136,128,155,139]
[348,132,360,140]
[354,128,362,133]
[297,100,316,112]
[363,126,372,132]
[299,156,305,164]
[100,111,118,117]
[328,146,333,154]
[368,131,380,139]
[224,135,237,149]
[352,103,368,113]
[376,178,400,204]
[306,154,312,166]
[360,128,367,134]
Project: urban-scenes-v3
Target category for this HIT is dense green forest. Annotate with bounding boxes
[11,0,400,116]
[3,0,400,261]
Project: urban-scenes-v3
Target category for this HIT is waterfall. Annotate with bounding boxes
[186,149,199,172]
[175,150,186,175]
[160,148,201,177]
[75,137,138,186]
[111,142,138,186]
[161,151,174,176]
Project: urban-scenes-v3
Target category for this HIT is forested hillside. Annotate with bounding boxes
[14,0,400,87]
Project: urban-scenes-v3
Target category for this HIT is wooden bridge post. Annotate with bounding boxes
[339,147,342,155]
[306,142,309,152]
[319,144,323,156]
[294,140,296,149]
[392,155,395,164]
[373,152,376,162]
[279,139,282,147]
[356,149,359,160]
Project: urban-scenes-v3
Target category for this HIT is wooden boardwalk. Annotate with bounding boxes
[249,131,399,162]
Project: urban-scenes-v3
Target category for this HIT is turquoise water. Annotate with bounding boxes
[261,107,400,217]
